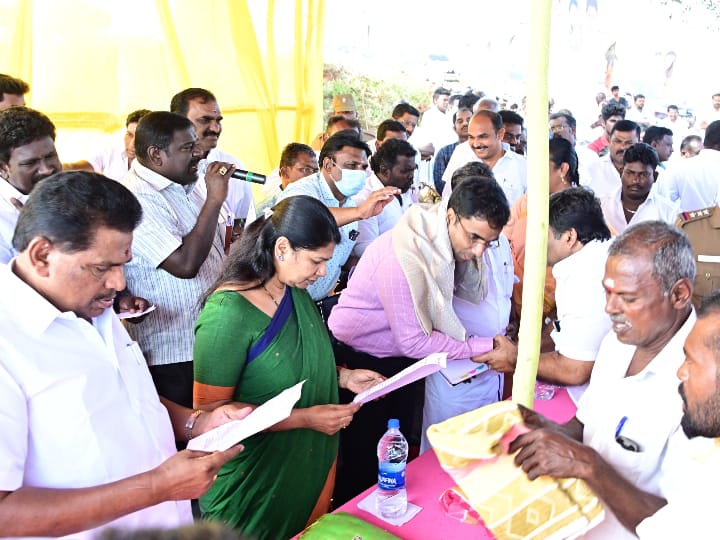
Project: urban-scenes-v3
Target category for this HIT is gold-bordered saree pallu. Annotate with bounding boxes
[426,401,604,540]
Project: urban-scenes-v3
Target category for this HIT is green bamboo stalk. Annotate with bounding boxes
[512,0,552,408]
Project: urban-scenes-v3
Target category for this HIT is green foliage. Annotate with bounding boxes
[323,64,431,134]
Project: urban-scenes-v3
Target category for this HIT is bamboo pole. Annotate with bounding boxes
[511,0,552,407]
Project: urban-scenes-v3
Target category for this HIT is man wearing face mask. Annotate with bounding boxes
[277,132,399,301]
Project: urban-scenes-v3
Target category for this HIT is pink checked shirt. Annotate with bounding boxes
[328,231,494,359]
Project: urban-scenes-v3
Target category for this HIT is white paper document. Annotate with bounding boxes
[187,380,305,452]
[439,358,490,385]
[353,353,447,404]
[117,304,156,320]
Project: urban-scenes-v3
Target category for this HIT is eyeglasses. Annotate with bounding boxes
[456,218,500,249]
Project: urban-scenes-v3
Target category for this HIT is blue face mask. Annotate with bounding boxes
[331,161,367,197]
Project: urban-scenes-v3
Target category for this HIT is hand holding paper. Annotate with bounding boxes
[353,353,447,404]
[187,381,305,452]
[117,304,156,320]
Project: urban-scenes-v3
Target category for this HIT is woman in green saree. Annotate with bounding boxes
[193,195,384,539]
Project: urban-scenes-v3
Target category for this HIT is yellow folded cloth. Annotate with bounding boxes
[427,401,604,540]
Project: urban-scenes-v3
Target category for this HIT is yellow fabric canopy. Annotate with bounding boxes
[0,0,326,174]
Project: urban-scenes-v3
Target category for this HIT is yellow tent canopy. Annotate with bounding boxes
[1,0,326,174]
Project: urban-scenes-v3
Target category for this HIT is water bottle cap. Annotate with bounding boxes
[387,418,400,429]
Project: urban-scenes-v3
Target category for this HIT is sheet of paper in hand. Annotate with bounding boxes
[353,353,447,404]
[187,380,305,452]
[117,304,156,320]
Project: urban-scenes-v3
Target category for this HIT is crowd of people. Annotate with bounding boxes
[2,69,720,539]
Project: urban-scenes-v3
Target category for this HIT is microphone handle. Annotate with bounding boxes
[230,169,266,184]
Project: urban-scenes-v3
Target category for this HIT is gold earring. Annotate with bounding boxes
[561,175,567,184]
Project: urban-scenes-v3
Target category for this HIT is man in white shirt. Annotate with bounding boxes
[635,290,720,537]
[698,92,720,130]
[0,171,247,538]
[393,102,434,191]
[587,119,640,198]
[441,110,527,204]
[122,112,235,409]
[0,106,61,263]
[655,120,720,213]
[660,105,688,152]
[642,125,674,169]
[601,143,679,234]
[549,111,599,185]
[478,187,612,398]
[420,87,456,151]
[64,109,151,181]
[170,88,256,232]
[626,93,652,129]
[353,138,416,257]
[509,221,696,539]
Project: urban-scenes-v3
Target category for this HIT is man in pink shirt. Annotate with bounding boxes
[328,177,510,503]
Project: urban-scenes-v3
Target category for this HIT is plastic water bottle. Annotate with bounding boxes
[376,418,409,518]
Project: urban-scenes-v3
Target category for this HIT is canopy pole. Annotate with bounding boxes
[512,0,552,408]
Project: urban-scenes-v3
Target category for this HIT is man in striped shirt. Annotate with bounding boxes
[121,111,235,412]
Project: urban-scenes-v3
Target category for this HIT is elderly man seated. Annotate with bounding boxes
[509,221,695,539]
[511,288,720,537]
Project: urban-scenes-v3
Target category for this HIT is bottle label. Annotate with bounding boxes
[378,461,406,490]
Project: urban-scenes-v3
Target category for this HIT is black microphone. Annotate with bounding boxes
[231,169,266,184]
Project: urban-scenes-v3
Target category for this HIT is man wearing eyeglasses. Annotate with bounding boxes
[548,111,598,185]
[508,221,695,539]
[599,143,678,235]
[328,177,510,503]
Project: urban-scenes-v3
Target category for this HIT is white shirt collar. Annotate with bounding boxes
[0,179,28,206]
[0,261,114,339]
[552,239,610,281]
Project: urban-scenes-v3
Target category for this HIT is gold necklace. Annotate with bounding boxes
[262,282,283,306]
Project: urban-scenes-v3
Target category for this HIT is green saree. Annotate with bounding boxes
[194,287,339,540]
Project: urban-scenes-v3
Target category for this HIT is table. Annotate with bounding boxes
[335,388,578,539]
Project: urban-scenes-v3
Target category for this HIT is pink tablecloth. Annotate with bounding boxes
[334,388,578,540]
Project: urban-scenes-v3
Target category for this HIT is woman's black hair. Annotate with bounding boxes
[205,195,340,299]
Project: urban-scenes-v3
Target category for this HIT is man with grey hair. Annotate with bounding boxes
[509,221,695,539]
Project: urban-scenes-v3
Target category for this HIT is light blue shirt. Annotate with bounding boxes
[277,172,357,300]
